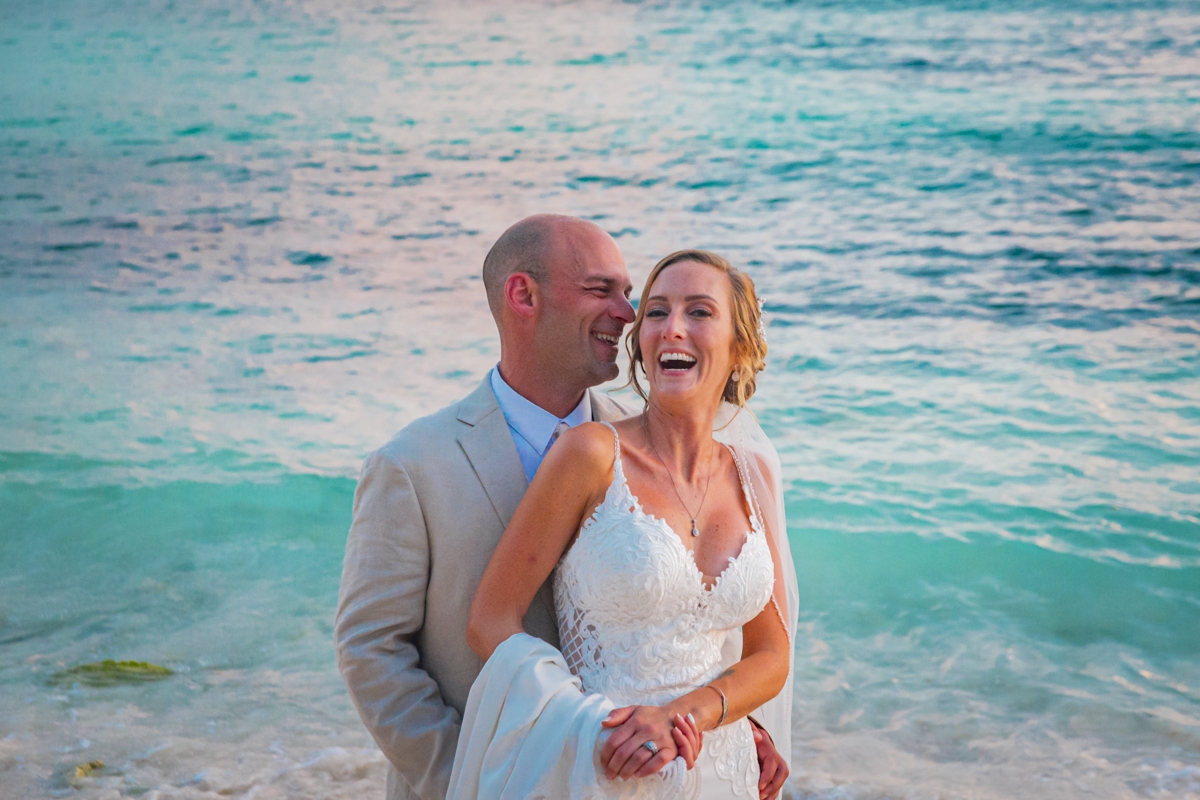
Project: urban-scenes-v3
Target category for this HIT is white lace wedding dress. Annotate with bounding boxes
[552,423,776,799]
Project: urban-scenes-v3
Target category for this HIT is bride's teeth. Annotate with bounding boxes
[659,352,695,365]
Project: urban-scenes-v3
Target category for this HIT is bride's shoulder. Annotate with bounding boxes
[533,423,618,495]
[544,422,620,475]
[555,421,616,457]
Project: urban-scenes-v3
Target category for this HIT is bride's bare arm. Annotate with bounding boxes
[465,423,613,661]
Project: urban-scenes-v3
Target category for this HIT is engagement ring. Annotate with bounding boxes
[640,740,658,756]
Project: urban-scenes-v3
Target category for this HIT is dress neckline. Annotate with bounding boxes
[597,421,764,593]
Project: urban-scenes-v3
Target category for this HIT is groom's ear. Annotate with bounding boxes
[503,272,540,320]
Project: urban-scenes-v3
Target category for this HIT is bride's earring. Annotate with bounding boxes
[730,370,740,383]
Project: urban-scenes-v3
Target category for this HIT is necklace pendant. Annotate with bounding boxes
[691,519,700,538]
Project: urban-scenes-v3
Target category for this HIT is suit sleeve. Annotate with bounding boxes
[335,447,459,800]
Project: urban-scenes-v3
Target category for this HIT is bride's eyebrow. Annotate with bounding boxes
[647,294,717,302]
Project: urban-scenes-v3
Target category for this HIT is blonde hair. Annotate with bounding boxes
[625,249,767,407]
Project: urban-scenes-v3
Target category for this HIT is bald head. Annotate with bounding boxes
[482,214,605,319]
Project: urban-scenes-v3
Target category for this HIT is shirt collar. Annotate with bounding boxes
[490,366,592,454]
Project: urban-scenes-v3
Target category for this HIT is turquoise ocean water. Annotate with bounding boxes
[2,1,1198,797]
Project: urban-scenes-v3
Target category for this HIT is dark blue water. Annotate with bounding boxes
[2,1,1198,797]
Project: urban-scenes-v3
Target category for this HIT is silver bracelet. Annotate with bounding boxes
[707,684,728,727]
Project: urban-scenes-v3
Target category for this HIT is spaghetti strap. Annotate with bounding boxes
[722,442,763,533]
[597,421,624,482]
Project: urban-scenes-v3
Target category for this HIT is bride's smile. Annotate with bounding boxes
[639,260,737,411]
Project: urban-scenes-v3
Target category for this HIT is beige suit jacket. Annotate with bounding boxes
[335,373,634,800]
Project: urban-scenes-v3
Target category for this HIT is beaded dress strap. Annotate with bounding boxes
[724,442,763,532]
[597,421,625,483]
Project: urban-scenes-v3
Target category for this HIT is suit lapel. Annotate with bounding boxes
[459,373,556,631]
[458,376,528,528]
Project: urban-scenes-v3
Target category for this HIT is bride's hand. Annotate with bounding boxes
[672,712,703,771]
[600,705,692,780]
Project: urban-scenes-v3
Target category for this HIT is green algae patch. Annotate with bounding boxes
[64,760,107,789]
[52,660,173,687]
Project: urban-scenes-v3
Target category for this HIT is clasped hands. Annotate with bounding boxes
[599,705,789,800]
[599,704,702,780]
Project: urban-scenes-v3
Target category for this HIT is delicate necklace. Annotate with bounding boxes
[641,411,713,538]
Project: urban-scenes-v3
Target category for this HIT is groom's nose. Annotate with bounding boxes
[612,294,635,324]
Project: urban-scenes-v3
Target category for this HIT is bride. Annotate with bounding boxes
[455,250,798,799]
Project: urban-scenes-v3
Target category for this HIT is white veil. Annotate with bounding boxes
[712,402,798,774]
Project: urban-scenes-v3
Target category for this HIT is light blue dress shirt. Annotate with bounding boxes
[490,366,592,482]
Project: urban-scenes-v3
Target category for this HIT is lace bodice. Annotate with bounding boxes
[551,423,778,798]
[553,423,774,708]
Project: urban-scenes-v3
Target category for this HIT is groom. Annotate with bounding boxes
[335,214,789,800]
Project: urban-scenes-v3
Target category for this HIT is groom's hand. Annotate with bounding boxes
[750,721,788,799]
